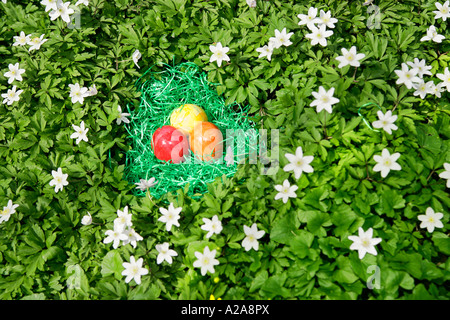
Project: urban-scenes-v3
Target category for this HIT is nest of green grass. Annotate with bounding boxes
[123,62,258,199]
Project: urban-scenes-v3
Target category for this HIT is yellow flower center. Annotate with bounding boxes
[131,266,140,275]
[361,238,371,248]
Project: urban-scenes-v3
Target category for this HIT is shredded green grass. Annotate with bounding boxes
[123,62,258,199]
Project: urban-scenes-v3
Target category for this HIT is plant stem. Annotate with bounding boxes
[426,169,435,182]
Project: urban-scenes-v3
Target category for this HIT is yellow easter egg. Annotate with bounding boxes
[170,104,208,136]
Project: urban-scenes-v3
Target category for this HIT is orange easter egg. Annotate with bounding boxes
[189,121,223,162]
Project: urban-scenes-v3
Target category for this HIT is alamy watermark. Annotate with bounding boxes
[366,265,381,290]
[365,2,382,30]
[67,7,82,30]
[178,128,280,176]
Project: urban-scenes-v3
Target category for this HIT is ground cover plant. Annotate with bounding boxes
[0,0,449,300]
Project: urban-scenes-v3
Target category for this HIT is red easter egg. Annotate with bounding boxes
[152,125,189,163]
[189,121,223,162]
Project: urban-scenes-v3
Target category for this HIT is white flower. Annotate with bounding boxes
[430,82,445,98]
[103,225,128,249]
[193,246,220,276]
[242,223,265,251]
[122,256,149,285]
[269,28,293,49]
[420,25,445,43]
[305,24,333,47]
[348,227,382,260]
[372,110,398,134]
[418,207,444,233]
[86,84,97,96]
[246,0,256,8]
[436,67,450,91]
[310,86,339,114]
[201,215,223,238]
[27,34,48,51]
[297,7,320,29]
[68,83,88,104]
[49,167,69,193]
[4,63,25,84]
[413,79,434,99]
[433,1,450,21]
[283,146,314,179]
[75,0,89,6]
[41,0,58,12]
[256,43,274,61]
[81,212,92,225]
[438,162,450,188]
[1,0,6,3]
[316,9,338,29]
[70,120,89,145]
[373,148,401,178]
[49,0,75,23]
[13,31,31,46]
[0,200,19,224]
[114,206,133,232]
[394,63,421,89]
[406,58,432,78]
[1,85,23,105]
[274,179,298,204]
[335,46,365,68]
[156,242,178,265]
[132,49,141,69]
[209,42,230,67]
[116,105,131,125]
[122,227,143,248]
[158,203,182,232]
[135,178,157,191]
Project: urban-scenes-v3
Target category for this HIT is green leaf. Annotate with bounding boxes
[331,204,362,236]
[432,232,450,255]
[305,211,331,237]
[270,211,300,244]
[334,256,359,284]
[101,251,124,279]
[376,190,405,217]
[288,230,314,259]
[260,273,291,299]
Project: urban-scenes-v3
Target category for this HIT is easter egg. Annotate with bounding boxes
[170,104,208,136]
[152,125,189,163]
[189,121,223,162]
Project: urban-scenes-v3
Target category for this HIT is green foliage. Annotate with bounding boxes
[0,0,449,300]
